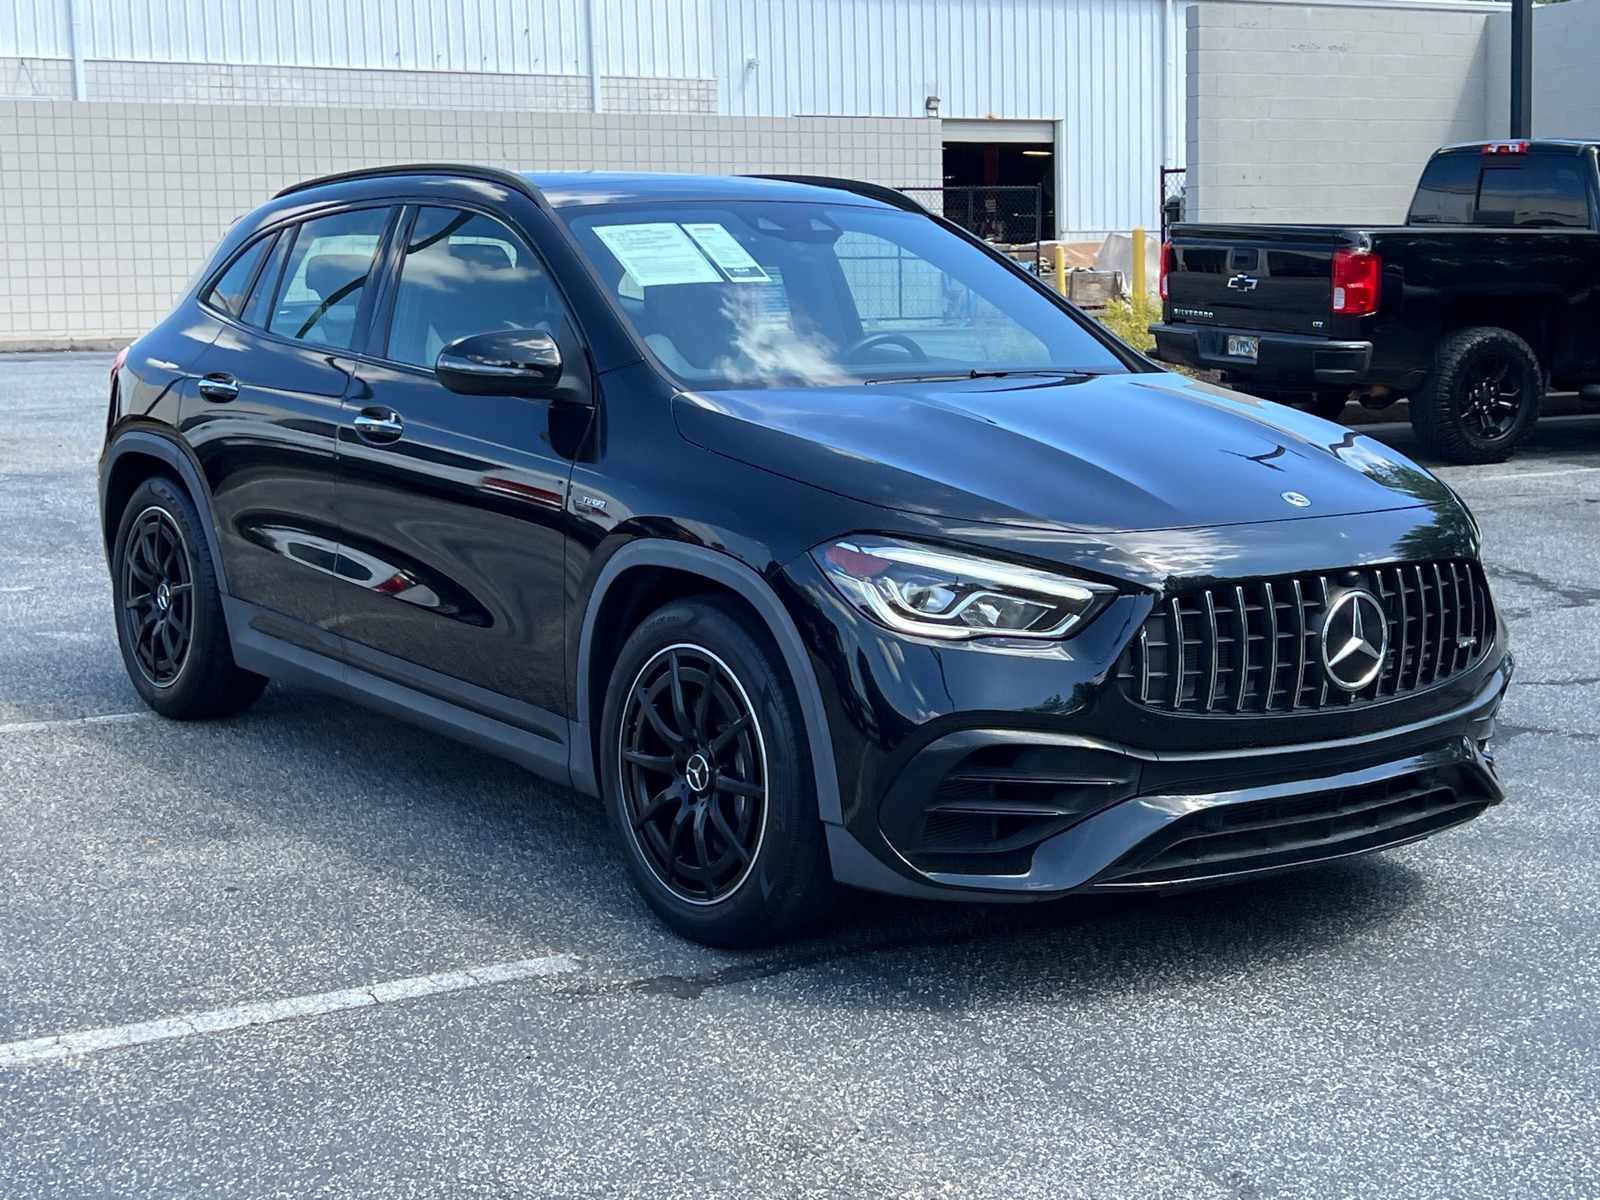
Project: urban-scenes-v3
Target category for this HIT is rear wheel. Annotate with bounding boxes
[600,597,837,947]
[111,476,266,719]
[1410,326,1542,464]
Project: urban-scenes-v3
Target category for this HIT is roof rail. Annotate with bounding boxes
[274,162,541,202]
[743,174,929,214]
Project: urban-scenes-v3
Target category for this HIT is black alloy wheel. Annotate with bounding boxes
[1411,325,1542,464]
[1457,352,1523,440]
[119,506,195,687]
[619,643,768,904]
[600,597,837,946]
[111,476,266,719]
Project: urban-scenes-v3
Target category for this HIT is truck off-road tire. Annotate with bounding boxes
[1410,326,1542,464]
[600,596,839,947]
[111,476,267,719]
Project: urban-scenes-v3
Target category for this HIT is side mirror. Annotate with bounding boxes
[435,330,562,398]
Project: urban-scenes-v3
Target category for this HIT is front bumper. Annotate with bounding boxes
[1150,322,1372,389]
[858,659,1510,898]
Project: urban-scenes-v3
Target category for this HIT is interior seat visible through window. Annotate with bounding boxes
[385,207,567,369]
[265,207,390,349]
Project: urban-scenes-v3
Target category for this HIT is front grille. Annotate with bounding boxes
[1091,770,1494,889]
[1114,561,1491,714]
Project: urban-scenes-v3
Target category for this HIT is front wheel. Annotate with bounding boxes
[1410,326,1542,464]
[599,597,837,947]
[111,476,266,719]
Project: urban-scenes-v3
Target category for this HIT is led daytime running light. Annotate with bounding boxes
[814,537,1116,640]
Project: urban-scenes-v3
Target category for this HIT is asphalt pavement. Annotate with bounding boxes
[2,351,1597,1198]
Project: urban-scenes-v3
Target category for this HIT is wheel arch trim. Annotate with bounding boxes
[100,429,231,597]
[572,539,841,828]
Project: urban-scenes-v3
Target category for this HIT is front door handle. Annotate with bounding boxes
[353,407,404,444]
[197,373,239,402]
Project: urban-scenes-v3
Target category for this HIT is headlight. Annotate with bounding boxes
[813,536,1117,640]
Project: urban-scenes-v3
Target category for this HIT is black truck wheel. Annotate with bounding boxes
[1410,326,1542,464]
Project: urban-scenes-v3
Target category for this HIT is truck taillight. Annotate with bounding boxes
[1332,248,1381,316]
[1159,242,1173,300]
[1482,141,1528,155]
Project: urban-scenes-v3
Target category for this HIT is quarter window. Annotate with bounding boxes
[385,207,569,369]
[266,208,391,349]
[203,235,274,319]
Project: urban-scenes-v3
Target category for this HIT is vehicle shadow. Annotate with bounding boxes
[142,680,1433,1008]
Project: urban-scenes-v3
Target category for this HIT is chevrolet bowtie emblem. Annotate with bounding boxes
[1226,273,1259,292]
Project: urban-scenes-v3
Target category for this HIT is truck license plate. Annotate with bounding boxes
[1227,335,1259,361]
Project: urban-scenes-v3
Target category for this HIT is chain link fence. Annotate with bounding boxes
[899,185,1043,245]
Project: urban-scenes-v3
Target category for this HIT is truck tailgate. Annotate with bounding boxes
[1167,226,1346,335]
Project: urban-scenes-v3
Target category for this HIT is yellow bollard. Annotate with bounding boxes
[1053,243,1067,296]
[1132,226,1147,301]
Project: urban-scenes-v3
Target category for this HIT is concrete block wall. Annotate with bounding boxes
[1185,2,1494,225]
[0,99,941,348]
[1533,0,1600,139]
[1485,0,1600,141]
[0,57,717,115]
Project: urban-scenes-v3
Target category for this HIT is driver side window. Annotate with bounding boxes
[385,207,569,369]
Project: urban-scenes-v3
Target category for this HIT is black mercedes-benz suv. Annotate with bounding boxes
[99,167,1512,945]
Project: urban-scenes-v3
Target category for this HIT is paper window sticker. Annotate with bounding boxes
[681,223,772,283]
[592,223,721,288]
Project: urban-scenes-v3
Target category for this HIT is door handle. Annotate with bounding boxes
[353,407,404,443]
[197,373,239,402]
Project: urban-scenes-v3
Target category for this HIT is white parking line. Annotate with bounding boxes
[0,711,149,736]
[0,954,579,1068]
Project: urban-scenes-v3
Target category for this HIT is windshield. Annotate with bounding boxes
[559,200,1129,389]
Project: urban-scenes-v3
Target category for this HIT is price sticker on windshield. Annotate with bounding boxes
[682,223,772,283]
[592,223,722,288]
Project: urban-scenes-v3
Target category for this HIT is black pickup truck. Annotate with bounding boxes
[1151,140,1600,463]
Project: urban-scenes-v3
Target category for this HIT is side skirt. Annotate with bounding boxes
[224,597,573,787]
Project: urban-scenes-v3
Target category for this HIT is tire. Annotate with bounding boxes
[111,476,266,719]
[1410,326,1542,464]
[599,596,838,947]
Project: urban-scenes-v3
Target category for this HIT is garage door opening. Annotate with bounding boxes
[938,141,1056,243]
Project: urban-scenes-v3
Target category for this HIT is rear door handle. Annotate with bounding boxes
[353,407,404,444]
[197,373,239,402]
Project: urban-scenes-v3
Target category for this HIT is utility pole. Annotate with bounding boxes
[1510,0,1533,139]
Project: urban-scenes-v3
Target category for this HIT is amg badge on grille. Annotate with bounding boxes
[1320,589,1388,691]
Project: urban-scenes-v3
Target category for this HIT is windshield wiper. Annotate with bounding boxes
[865,367,1122,385]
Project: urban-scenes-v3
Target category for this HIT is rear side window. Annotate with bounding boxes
[267,208,392,348]
[1511,156,1592,227]
[203,235,274,318]
[1407,154,1479,225]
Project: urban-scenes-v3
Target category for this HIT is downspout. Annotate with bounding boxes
[1163,0,1175,167]
[586,0,603,113]
[67,0,88,100]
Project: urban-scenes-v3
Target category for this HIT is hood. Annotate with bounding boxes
[672,372,1456,535]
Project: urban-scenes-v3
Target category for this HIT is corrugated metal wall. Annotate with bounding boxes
[2,0,1183,233]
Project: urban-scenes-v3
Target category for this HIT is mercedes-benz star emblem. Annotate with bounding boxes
[1282,491,1312,508]
[1320,589,1388,691]
[684,752,712,794]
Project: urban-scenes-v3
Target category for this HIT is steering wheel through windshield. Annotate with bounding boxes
[842,332,929,364]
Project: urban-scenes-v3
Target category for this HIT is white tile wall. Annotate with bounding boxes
[1185,4,1494,225]
[0,99,941,346]
[0,56,715,113]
